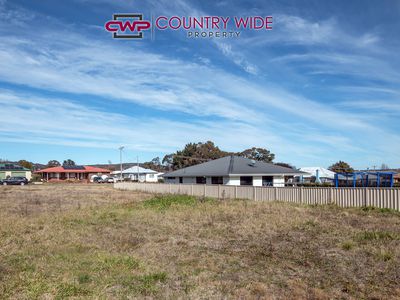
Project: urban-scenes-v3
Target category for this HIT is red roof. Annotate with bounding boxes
[35,166,111,173]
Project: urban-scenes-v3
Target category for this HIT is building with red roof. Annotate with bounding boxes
[35,165,111,182]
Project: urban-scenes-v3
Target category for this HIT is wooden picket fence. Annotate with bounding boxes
[114,182,400,211]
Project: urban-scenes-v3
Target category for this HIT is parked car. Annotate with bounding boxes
[106,177,115,183]
[93,177,105,183]
[1,177,29,185]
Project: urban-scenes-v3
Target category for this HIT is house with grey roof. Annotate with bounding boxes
[163,156,305,187]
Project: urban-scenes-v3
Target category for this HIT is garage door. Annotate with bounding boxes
[12,172,27,177]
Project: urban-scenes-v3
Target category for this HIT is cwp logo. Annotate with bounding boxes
[105,14,151,39]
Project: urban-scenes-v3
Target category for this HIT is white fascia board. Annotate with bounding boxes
[228,173,301,176]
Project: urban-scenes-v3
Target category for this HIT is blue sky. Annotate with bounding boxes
[0,0,399,169]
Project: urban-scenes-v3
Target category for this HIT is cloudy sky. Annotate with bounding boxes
[0,0,399,168]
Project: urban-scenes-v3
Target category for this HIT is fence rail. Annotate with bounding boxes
[114,182,400,211]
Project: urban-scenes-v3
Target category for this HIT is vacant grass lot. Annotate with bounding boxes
[0,184,399,299]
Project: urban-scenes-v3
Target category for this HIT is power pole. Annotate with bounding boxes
[119,146,124,181]
[137,155,139,182]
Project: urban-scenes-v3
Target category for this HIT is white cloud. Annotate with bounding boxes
[214,41,258,75]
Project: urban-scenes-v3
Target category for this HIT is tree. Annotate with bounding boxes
[63,159,76,167]
[150,157,161,166]
[143,157,164,172]
[18,160,33,170]
[47,160,61,167]
[328,161,354,173]
[162,154,174,169]
[238,147,275,163]
[380,163,389,170]
[163,141,228,170]
[275,162,296,169]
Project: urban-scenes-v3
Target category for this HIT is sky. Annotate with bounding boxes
[0,0,399,169]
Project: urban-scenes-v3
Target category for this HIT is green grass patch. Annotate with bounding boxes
[56,282,91,299]
[120,272,168,295]
[143,195,212,211]
[77,273,91,284]
[361,206,399,214]
[355,230,399,242]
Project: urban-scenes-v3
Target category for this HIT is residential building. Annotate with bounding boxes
[111,166,161,182]
[298,167,336,183]
[35,166,110,181]
[0,163,32,180]
[163,156,305,187]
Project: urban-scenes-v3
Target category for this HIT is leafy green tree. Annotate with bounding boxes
[238,147,275,163]
[163,141,228,170]
[47,160,61,167]
[18,160,33,170]
[328,161,354,173]
[162,154,174,168]
[143,157,164,172]
[62,159,76,167]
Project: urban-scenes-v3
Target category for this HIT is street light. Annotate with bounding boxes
[118,146,124,181]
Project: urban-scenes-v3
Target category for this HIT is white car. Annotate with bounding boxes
[106,177,115,183]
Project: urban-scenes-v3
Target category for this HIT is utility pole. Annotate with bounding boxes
[137,155,139,182]
[119,146,124,182]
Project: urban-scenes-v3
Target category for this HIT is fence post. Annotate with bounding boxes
[300,187,303,204]
[274,187,277,201]
[191,184,194,196]
[253,186,256,201]
[218,185,221,200]
[235,186,237,199]
[204,184,206,197]
[169,184,171,194]
[329,188,333,204]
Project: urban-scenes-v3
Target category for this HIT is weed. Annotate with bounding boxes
[56,283,91,299]
[77,273,91,284]
[356,230,399,242]
[121,272,168,295]
[376,249,394,262]
[341,241,354,251]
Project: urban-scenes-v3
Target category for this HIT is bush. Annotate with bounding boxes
[30,174,42,182]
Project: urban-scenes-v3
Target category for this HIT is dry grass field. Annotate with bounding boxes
[0,184,399,299]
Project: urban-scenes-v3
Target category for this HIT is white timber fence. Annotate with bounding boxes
[114,182,400,211]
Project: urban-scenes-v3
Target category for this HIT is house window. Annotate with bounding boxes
[240,176,253,186]
[262,176,273,187]
[211,176,223,184]
[166,177,175,180]
[149,174,154,178]
[179,177,183,183]
[196,177,206,184]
